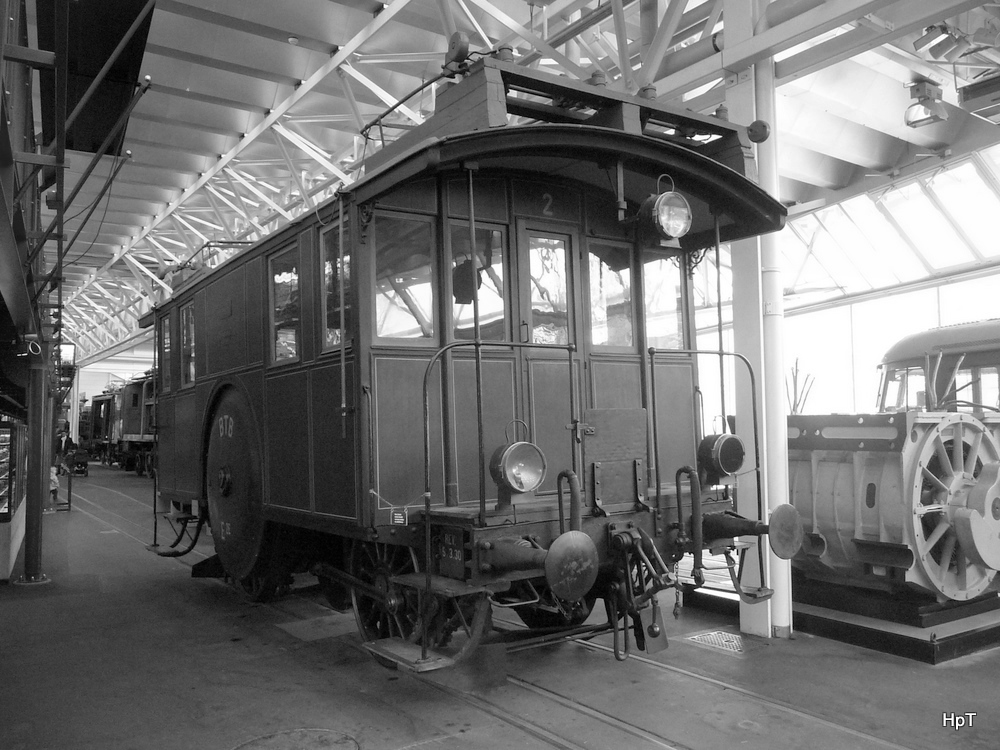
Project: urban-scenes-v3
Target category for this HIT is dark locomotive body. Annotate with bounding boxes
[90,374,156,475]
[153,56,792,667]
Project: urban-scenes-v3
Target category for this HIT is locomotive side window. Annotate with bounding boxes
[321,225,352,349]
[180,303,195,386]
[981,367,1000,410]
[642,257,684,349]
[451,225,507,341]
[588,242,633,347]
[528,235,569,344]
[374,213,435,340]
[159,316,171,393]
[269,248,300,362]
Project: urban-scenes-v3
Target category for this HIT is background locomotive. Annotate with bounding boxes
[789,318,1000,603]
[90,372,156,476]
[151,50,801,669]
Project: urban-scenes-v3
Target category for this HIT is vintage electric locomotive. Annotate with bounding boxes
[151,50,800,669]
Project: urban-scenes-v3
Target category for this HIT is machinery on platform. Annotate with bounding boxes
[788,319,1000,602]
[149,47,801,670]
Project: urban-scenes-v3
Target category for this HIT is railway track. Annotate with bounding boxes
[68,467,917,750]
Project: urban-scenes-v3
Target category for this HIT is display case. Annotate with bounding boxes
[1,421,28,580]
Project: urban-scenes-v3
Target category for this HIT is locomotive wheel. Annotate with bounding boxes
[908,415,1000,600]
[349,540,491,666]
[205,388,266,582]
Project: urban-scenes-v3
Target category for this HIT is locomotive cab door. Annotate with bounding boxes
[513,220,583,494]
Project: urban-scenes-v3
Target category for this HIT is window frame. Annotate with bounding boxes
[268,245,302,365]
[180,303,196,388]
[448,221,509,343]
[320,221,353,353]
[371,210,439,346]
[585,238,636,352]
[159,313,172,394]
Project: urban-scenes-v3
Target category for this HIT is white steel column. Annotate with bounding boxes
[724,0,792,638]
[755,45,793,639]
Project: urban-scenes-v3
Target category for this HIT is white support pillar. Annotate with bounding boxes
[724,0,793,638]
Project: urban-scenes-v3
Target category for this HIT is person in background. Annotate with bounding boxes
[53,423,75,476]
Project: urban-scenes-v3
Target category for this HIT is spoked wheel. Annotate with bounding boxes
[349,539,492,667]
[908,414,1000,601]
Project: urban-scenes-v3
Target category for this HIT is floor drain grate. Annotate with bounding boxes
[688,630,746,653]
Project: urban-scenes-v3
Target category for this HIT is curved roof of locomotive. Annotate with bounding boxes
[346,124,786,252]
[882,318,1000,365]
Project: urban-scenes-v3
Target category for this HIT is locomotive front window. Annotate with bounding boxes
[642,256,684,349]
[374,214,435,340]
[588,242,633,347]
[159,316,171,393]
[451,225,507,341]
[270,248,300,362]
[528,235,569,344]
[180,303,195,386]
[322,224,352,349]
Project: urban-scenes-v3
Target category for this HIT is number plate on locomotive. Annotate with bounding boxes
[438,528,466,578]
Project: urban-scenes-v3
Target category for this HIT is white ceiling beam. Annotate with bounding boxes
[66,0,420,308]
[206,183,267,234]
[272,122,354,183]
[636,0,687,89]
[203,189,238,241]
[224,168,294,221]
[336,68,373,132]
[454,0,492,47]
[436,0,458,38]
[609,0,636,90]
[461,0,591,79]
[338,64,424,126]
[655,0,903,99]
[272,132,316,210]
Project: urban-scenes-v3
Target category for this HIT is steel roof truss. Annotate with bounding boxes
[272,132,316,210]
[455,0,492,48]
[462,0,590,79]
[224,168,294,221]
[637,0,686,89]
[272,122,353,183]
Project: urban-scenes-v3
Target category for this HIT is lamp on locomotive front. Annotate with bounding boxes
[490,439,547,511]
[697,432,746,488]
[638,178,693,249]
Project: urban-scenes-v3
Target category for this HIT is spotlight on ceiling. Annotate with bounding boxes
[905,81,948,128]
[944,37,972,63]
[928,33,960,59]
[913,25,947,52]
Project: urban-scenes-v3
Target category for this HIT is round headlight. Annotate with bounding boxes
[697,433,745,485]
[489,441,546,494]
[652,192,692,239]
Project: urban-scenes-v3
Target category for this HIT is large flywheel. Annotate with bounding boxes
[205,388,267,583]
[907,414,1000,601]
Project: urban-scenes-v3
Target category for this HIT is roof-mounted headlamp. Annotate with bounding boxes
[639,175,692,245]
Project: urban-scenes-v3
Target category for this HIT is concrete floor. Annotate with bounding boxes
[1,466,997,750]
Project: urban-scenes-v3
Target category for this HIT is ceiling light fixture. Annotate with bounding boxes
[904,81,948,128]
[943,37,972,63]
[913,25,947,52]
[928,33,960,59]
